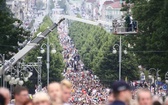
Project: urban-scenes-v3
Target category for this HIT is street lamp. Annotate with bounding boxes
[0,54,5,87]
[148,68,161,95]
[40,37,56,85]
[165,72,168,95]
[112,36,127,80]
[3,56,42,91]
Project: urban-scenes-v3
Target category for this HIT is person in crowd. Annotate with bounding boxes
[153,101,162,105]
[47,82,62,105]
[33,92,50,105]
[0,93,6,105]
[107,90,114,104]
[130,99,138,105]
[153,95,163,104]
[60,79,72,105]
[164,97,168,105]
[23,100,33,105]
[13,86,29,105]
[0,88,10,105]
[110,81,132,105]
[137,88,152,105]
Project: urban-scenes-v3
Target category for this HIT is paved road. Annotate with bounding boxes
[32,11,46,33]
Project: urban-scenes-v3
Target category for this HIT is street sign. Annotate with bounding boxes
[141,75,145,81]
[162,84,167,90]
[156,81,163,85]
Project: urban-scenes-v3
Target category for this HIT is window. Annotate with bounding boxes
[106,6,113,18]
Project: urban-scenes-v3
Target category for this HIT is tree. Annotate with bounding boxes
[69,21,139,85]
[125,0,168,76]
[25,16,64,93]
[0,0,30,58]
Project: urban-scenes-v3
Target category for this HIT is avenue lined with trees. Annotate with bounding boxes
[69,22,139,85]
[1,0,168,89]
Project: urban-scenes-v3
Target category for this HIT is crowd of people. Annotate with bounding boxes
[0,20,168,105]
[58,24,109,104]
[0,79,74,105]
[0,80,168,105]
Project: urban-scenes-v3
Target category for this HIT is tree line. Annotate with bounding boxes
[69,22,139,85]
[124,0,168,78]
[25,16,64,91]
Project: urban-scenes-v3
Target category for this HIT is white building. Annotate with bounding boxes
[6,0,31,21]
[100,0,124,21]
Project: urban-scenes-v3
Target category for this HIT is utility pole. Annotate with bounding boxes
[47,37,50,85]
[119,36,122,80]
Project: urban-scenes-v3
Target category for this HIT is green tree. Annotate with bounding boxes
[69,22,139,85]
[0,0,30,58]
[125,0,168,76]
[25,16,64,90]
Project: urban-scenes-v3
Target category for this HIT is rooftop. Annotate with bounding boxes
[85,0,97,3]
[103,0,122,8]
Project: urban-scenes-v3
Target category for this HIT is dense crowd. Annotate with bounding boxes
[0,21,168,105]
[58,24,109,105]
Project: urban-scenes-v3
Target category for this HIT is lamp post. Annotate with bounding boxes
[112,36,127,80]
[19,57,42,91]
[40,37,56,85]
[3,57,42,91]
[0,54,5,87]
[165,72,168,96]
[148,68,161,95]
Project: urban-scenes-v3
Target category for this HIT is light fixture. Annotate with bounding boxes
[11,77,15,81]
[113,49,117,54]
[4,75,10,81]
[24,77,28,82]
[9,80,13,85]
[40,49,45,54]
[140,72,144,76]
[18,80,24,86]
[157,77,161,81]
[51,48,56,54]
[124,50,128,54]
[6,75,11,81]
[13,80,17,85]
[138,65,142,69]
[165,80,168,84]
[148,75,152,79]
[28,72,33,77]
[15,78,20,82]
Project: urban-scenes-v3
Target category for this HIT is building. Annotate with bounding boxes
[85,0,97,10]
[100,0,124,21]
[83,0,100,20]
[6,0,31,21]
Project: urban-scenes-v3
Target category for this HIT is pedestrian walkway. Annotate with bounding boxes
[57,23,110,105]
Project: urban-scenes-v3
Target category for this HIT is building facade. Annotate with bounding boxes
[6,0,32,21]
[101,0,123,21]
